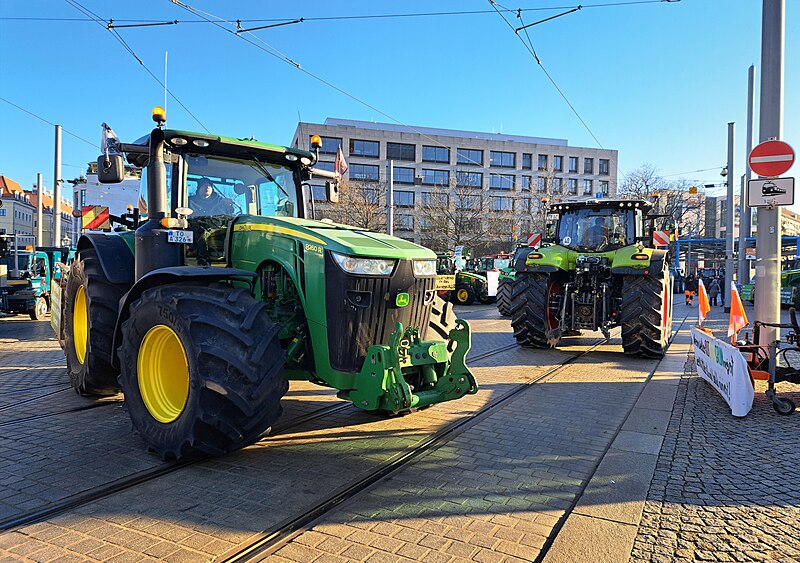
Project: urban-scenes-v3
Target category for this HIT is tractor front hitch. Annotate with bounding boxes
[340,320,477,413]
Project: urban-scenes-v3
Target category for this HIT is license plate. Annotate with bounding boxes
[167,230,194,244]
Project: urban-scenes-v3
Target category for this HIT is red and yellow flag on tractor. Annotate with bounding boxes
[81,206,111,231]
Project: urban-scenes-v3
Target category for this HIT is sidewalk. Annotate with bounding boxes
[547,301,800,563]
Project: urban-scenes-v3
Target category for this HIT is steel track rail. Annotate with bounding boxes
[219,337,611,562]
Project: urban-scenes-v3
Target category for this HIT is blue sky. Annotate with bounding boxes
[0,0,797,199]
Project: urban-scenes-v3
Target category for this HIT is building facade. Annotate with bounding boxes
[0,176,35,240]
[292,119,618,250]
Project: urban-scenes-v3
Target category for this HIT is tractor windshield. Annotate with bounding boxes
[557,208,635,252]
[184,154,299,219]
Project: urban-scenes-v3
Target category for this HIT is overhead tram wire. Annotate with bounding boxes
[0,96,95,148]
[2,2,680,24]
[488,0,605,149]
[166,0,488,169]
[62,0,209,134]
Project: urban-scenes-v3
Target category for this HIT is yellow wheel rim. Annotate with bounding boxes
[73,286,88,364]
[137,325,190,423]
[457,289,469,302]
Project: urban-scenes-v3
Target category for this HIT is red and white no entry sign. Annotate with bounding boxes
[749,140,795,177]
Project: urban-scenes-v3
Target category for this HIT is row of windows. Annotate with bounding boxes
[315,136,611,173]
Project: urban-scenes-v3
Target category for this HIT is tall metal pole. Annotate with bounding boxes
[739,64,756,282]
[36,173,43,247]
[755,0,784,346]
[53,125,62,246]
[387,160,394,236]
[724,122,735,312]
[737,173,748,281]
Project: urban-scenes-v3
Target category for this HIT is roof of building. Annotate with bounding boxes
[0,176,24,197]
[26,191,73,214]
[320,118,570,147]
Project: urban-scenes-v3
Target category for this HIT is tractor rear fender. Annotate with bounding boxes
[77,233,135,285]
[110,266,258,367]
[522,245,567,273]
[610,248,669,278]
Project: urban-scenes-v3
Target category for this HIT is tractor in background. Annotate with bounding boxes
[51,107,477,460]
[511,199,673,357]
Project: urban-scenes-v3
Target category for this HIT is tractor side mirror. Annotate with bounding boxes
[96,154,125,184]
[326,180,339,203]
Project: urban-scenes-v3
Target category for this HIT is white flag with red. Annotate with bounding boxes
[334,145,348,177]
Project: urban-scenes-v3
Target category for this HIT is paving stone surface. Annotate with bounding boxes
[630,305,800,563]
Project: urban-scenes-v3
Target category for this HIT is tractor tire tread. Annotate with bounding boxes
[510,272,561,348]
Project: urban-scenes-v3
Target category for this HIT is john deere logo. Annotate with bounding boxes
[396,293,410,307]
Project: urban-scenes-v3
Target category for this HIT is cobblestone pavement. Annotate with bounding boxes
[630,304,800,563]
[0,302,668,562]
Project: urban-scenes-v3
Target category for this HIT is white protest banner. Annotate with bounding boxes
[691,327,754,417]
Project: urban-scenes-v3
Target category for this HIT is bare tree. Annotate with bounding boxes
[322,178,386,231]
[619,163,669,199]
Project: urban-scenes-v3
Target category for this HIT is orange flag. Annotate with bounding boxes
[697,279,711,325]
[728,284,749,342]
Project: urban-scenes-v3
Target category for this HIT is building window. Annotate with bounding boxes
[553,156,564,172]
[583,179,593,194]
[349,139,379,158]
[311,185,327,201]
[315,161,335,172]
[569,157,578,173]
[538,177,546,192]
[457,148,483,166]
[422,145,450,163]
[599,159,610,175]
[421,169,449,185]
[491,196,513,211]
[456,171,483,188]
[552,178,562,194]
[522,153,532,170]
[538,154,548,171]
[600,180,610,195]
[584,158,594,174]
[317,136,342,155]
[521,176,533,191]
[489,174,514,190]
[387,142,415,161]
[395,215,414,231]
[421,192,448,207]
[456,193,481,209]
[490,151,516,168]
[0,209,6,217]
[392,167,414,184]
[350,163,380,181]
[395,191,415,207]
[568,178,578,194]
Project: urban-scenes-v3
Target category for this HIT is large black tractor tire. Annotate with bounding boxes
[510,272,562,348]
[496,278,513,317]
[620,262,673,358]
[117,285,288,460]
[453,283,476,306]
[29,296,49,321]
[64,248,128,395]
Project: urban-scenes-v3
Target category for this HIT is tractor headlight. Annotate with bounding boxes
[412,260,437,277]
[331,252,396,276]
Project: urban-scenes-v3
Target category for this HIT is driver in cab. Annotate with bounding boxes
[584,217,608,248]
[188,178,234,216]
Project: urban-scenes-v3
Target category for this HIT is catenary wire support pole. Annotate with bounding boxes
[739,64,756,283]
[725,122,735,312]
[755,0,784,347]
[36,173,43,247]
[53,125,62,247]
[387,160,394,236]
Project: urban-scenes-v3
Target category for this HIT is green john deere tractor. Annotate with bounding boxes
[52,107,477,460]
[511,199,673,357]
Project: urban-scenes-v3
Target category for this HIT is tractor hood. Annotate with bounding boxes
[233,216,436,260]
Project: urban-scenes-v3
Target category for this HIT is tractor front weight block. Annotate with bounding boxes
[339,321,477,413]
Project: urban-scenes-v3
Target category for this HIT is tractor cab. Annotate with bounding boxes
[553,200,649,253]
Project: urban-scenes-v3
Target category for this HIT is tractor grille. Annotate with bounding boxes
[325,254,436,372]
